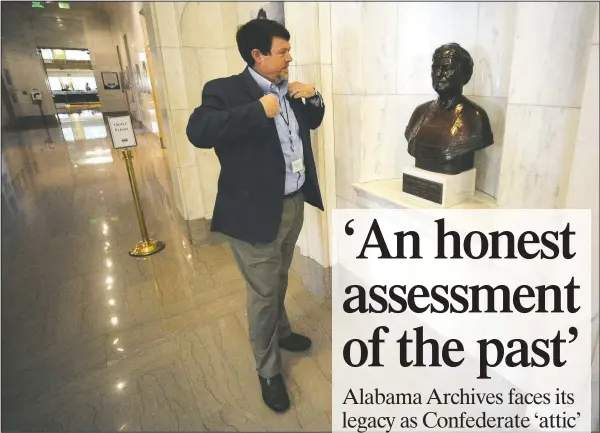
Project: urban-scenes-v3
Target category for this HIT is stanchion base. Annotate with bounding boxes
[129,239,165,257]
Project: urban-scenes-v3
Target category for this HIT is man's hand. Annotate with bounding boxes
[259,94,280,118]
[288,82,315,99]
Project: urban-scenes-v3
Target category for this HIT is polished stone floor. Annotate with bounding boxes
[1,109,332,431]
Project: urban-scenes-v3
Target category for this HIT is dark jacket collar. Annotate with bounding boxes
[239,67,266,100]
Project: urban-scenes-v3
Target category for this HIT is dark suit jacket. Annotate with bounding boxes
[186,67,325,244]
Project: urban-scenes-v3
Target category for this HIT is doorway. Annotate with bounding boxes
[37,47,100,113]
[36,47,106,142]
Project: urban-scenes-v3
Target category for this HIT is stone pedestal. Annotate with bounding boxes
[401,166,476,208]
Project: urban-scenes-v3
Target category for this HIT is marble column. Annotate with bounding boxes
[497,2,598,208]
[565,4,599,349]
[178,2,241,221]
[144,2,242,228]
[284,2,336,271]
[318,2,336,269]
[144,2,198,221]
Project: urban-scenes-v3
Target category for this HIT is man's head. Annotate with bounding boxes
[431,43,473,96]
[236,19,292,84]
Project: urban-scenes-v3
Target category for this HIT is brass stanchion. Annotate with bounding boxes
[122,148,165,257]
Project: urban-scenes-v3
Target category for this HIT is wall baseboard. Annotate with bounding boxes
[181,214,331,299]
[185,217,228,246]
[291,246,332,300]
[4,115,59,131]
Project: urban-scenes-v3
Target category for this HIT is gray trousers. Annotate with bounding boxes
[227,192,305,378]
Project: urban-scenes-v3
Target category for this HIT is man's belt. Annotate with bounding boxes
[284,187,303,199]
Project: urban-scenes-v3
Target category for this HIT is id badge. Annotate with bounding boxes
[292,158,304,173]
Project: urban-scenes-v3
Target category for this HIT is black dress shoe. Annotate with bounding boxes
[279,333,312,352]
[259,374,290,413]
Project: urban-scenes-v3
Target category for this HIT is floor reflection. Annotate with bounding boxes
[148,108,159,135]
[57,107,108,141]
[1,107,332,432]
[57,108,114,167]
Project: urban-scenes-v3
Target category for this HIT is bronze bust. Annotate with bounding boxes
[405,43,493,175]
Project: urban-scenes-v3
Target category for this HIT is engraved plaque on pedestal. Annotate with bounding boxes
[401,166,476,208]
[402,174,443,204]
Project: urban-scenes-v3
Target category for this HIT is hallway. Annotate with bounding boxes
[1,113,332,431]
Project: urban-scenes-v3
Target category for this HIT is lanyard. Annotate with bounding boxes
[280,96,291,131]
[274,91,296,152]
[264,90,297,153]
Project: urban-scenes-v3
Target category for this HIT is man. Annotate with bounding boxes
[186,19,324,413]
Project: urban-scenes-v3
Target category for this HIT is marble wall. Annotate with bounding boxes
[563,9,599,429]
[331,2,517,206]
[143,2,189,220]
[566,5,600,344]
[143,2,247,222]
[1,2,128,118]
[284,2,336,267]
[497,2,597,208]
[179,2,244,221]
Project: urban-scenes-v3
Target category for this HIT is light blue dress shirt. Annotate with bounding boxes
[248,67,322,195]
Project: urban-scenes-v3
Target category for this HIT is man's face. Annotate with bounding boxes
[254,37,292,84]
[431,55,463,95]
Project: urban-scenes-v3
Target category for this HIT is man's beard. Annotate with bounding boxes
[277,70,289,83]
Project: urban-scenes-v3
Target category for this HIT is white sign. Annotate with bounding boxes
[102,71,120,90]
[30,89,43,101]
[108,116,137,149]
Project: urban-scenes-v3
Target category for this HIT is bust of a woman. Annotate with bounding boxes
[405,43,493,175]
